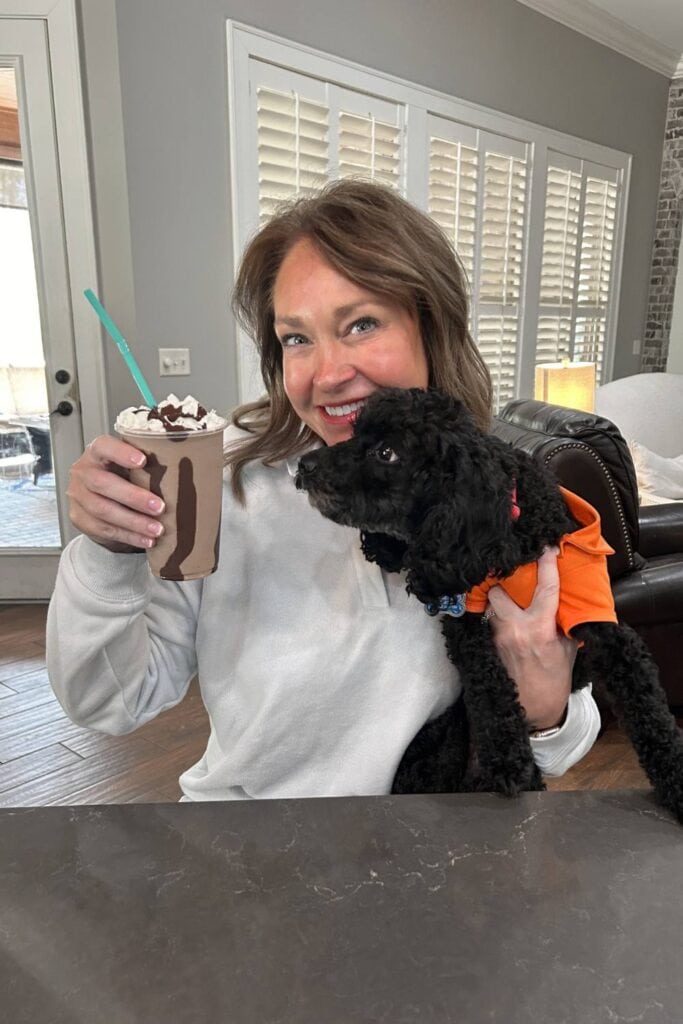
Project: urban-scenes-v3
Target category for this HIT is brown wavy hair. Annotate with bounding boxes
[228,178,491,503]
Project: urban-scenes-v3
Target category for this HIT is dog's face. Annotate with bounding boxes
[295,387,475,539]
[296,387,524,598]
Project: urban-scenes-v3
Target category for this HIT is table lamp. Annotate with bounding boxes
[534,360,596,412]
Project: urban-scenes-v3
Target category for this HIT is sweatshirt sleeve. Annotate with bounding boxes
[46,535,202,735]
[530,683,601,777]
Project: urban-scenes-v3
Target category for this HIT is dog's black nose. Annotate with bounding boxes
[296,453,318,490]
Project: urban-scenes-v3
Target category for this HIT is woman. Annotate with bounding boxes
[47,179,599,800]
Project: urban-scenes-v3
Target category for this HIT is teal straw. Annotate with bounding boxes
[84,288,157,408]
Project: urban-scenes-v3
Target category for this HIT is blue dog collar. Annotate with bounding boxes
[424,593,467,618]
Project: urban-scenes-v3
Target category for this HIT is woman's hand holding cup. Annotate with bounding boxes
[66,436,165,553]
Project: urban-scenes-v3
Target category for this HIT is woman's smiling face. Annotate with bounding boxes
[272,237,429,445]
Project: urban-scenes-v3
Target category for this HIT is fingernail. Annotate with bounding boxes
[147,521,163,537]
[143,537,154,548]
[131,452,145,466]
[148,498,164,512]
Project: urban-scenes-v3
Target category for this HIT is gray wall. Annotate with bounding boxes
[79,0,670,425]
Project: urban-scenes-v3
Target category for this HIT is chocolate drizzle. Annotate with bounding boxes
[141,453,167,503]
[213,520,221,568]
[148,402,208,435]
[161,456,197,580]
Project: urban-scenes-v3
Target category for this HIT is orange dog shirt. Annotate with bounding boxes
[465,487,618,637]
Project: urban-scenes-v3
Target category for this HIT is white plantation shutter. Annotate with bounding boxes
[537,153,619,383]
[256,88,329,224]
[337,115,401,184]
[427,120,528,410]
[575,170,618,381]
[331,89,403,187]
[478,150,526,305]
[427,121,478,284]
[537,157,581,365]
[252,63,404,226]
[477,145,527,410]
[476,315,519,408]
[254,64,330,225]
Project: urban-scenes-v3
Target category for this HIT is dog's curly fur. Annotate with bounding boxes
[296,387,683,823]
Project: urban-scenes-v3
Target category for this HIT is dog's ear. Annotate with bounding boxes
[404,450,522,600]
[409,391,474,459]
[360,531,407,573]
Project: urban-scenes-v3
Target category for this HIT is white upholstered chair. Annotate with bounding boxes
[595,372,683,458]
[595,373,683,505]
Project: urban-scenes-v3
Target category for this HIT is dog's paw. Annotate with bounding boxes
[657,781,683,826]
[466,767,546,796]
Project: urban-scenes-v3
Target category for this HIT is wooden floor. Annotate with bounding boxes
[0,604,662,807]
[0,604,209,806]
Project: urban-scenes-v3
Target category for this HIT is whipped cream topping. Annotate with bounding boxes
[115,394,227,434]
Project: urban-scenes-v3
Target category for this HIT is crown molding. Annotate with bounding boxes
[515,0,682,78]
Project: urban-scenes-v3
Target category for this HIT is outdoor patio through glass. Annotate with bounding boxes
[0,67,60,549]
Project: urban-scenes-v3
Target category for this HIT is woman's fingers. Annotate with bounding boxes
[487,546,560,626]
[85,464,164,516]
[528,546,561,620]
[74,506,159,551]
[486,582,519,619]
[88,434,146,469]
[68,494,163,550]
[485,548,574,728]
[66,435,165,549]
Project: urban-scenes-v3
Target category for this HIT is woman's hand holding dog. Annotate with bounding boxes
[67,436,165,553]
[485,547,576,731]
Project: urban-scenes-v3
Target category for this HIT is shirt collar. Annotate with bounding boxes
[558,486,615,557]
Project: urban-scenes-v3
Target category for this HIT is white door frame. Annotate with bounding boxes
[1,0,107,599]
[2,0,108,442]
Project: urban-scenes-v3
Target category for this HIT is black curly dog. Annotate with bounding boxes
[296,387,683,823]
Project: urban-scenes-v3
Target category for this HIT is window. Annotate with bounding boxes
[537,153,619,383]
[428,120,528,408]
[253,63,403,230]
[228,23,630,409]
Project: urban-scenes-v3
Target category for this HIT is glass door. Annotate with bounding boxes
[0,69,60,547]
[0,19,86,599]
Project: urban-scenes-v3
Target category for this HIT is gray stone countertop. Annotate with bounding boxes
[1,789,681,1024]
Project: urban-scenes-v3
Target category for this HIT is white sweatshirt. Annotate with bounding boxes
[46,434,600,801]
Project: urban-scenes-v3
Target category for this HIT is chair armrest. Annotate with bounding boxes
[495,399,641,580]
[638,503,683,558]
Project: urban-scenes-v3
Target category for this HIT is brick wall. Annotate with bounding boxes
[643,76,683,371]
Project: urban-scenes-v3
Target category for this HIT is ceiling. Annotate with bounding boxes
[517,0,683,76]
[586,0,683,51]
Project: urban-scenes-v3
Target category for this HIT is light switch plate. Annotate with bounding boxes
[159,348,191,376]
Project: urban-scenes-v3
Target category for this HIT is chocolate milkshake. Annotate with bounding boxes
[116,395,228,581]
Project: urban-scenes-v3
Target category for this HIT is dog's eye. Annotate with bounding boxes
[370,445,399,464]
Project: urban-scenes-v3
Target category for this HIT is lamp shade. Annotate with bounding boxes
[534,361,596,412]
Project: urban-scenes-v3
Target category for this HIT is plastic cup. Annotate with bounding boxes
[116,422,227,581]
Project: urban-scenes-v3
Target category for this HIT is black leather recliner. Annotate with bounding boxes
[493,399,683,709]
